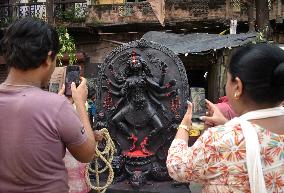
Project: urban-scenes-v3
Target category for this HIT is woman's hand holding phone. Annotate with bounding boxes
[200,99,228,127]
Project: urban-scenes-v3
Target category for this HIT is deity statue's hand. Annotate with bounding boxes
[110,106,117,114]
[102,85,109,91]
[108,64,114,72]
[159,103,167,112]
[102,74,108,81]
[168,79,176,87]
[161,62,168,74]
[149,129,159,139]
[167,123,178,132]
[121,87,127,95]
[166,89,179,97]
[141,78,147,85]
[96,121,108,129]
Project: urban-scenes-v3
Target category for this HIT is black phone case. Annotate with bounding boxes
[65,65,80,96]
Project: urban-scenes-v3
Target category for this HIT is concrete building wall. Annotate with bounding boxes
[85,0,284,26]
[74,31,143,64]
[77,41,118,64]
[98,0,124,4]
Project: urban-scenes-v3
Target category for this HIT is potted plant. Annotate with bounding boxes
[57,26,77,66]
[48,26,77,93]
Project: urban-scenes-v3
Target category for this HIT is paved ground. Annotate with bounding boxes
[90,181,202,193]
[189,182,202,193]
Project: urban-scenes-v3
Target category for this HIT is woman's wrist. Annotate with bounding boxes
[178,124,191,133]
[180,119,192,128]
[178,123,202,137]
[218,117,229,125]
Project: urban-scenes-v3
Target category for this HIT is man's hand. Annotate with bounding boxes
[58,84,65,96]
[71,77,88,105]
[58,84,74,103]
[94,130,103,141]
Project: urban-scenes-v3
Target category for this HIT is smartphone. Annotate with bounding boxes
[49,66,66,93]
[65,65,80,96]
[190,87,206,134]
[190,87,206,118]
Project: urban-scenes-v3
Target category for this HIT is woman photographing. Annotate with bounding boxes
[167,43,284,193]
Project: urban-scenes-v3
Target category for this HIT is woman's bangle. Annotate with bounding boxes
[178,124,200,136]
[178,124,191,132]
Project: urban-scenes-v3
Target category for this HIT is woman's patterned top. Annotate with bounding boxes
[167,122,284,193]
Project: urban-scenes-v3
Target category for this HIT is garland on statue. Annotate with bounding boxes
[85,128,116,193]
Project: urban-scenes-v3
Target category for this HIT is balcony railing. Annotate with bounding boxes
[118,2,155,17]
[0,1,156,27]
[1,0,281,28]
[86,1,156,26]
[0,2,46,27]
[54,0,88,23]
[0,4,12,28]
[0,1,88,28]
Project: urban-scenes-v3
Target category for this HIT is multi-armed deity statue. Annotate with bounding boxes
[95,39,189,188]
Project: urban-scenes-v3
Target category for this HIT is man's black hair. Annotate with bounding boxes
[1,17,60,71]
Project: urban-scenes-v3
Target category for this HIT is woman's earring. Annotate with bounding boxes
[234,93,239,99]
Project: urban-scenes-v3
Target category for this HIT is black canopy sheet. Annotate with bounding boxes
[142,31,257,54]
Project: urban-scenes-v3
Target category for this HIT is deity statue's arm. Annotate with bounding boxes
[102,73,124,90]
[107,79,124,90]
[146,77,176,93]
[109,97,125,116]
[148,91,167,111]
[112,97,124,109]
[108,90,121,97]
[108,64,125,84]
[148,90,175,122]
[107,82,129,97]
[150,88,179,98]
[159,62,167,86]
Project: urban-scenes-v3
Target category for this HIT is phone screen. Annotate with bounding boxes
[190,87,206,118]
[190,87,206,134]
[48,66,66,93]
[65,65,80,96]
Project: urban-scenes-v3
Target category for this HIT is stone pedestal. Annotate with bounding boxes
[89,181,202,193]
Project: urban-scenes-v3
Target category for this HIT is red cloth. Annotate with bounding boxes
[64,150,90,193]
[216,96,236,120]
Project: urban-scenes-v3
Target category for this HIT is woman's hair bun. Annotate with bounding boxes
[272,62,284,86]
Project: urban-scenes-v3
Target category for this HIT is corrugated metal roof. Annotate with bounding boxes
[142,31,257,54]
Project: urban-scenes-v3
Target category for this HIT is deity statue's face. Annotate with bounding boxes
[130,58,143,72]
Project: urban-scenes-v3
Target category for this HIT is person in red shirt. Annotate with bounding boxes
[215,96,236,120]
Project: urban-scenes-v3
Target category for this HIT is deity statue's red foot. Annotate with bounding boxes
[128,134,138,152]
[140,137,152,155]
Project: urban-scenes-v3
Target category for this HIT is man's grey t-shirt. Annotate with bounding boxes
[0,87,87,193]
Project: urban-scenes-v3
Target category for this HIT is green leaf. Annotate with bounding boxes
[56,26,77,65]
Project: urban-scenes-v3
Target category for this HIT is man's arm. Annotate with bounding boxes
[66,78,96,163]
